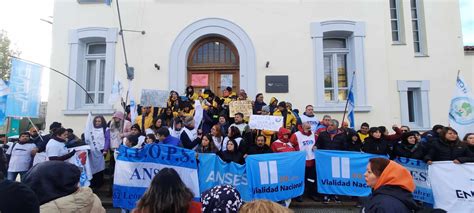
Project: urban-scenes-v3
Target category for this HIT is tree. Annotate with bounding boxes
[0,30,21,81]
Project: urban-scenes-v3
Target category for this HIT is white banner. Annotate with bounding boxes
[448,74,474,138]
[67,145,93,187]
[249,115,283,131]
[429,162,474,213]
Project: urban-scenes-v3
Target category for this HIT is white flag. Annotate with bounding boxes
[0,79,10,97]
[429,162,474,213]
[448,74,474,138]
[128,81,138,124]
[108,80,122,105]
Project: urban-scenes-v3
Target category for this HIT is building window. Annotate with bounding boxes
[389,0,405,43]
[397,80,430,130]
[84,43,106,105]
[310,21,371,112]
[323,39,350,102]
[410,0,427,55]
[65,27,117,115]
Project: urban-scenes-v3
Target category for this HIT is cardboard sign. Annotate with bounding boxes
[229,100,253,117]
[140,89,169,107]
[248,115,283,131]
[191,74,209,87]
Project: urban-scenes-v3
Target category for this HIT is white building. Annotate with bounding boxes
[47,0,472,132]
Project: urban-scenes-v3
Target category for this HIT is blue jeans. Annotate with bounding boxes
[7,171,27,181]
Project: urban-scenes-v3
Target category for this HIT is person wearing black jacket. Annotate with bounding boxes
[425,127,474,164]
[217,139,243,164]
[391,131,425,160]
[245,135,273,156]
[180,116,202,150]
[362,127,392,156]
[315,119,347,151]
[345,130,363,152]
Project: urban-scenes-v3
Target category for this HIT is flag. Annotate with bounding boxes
[105,0,112,6]
[108,80,122,105]
[448,73,474,138]
[128,81,138,124]
[347,87,355,128]
[0,79,10,97]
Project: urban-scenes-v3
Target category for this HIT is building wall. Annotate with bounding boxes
[47,0,467,132]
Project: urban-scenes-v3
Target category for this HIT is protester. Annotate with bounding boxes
[129,124,146,148]
[253,93,267,115]
[463,133,474,153]
[29,127,42,146]
[230,112,250,136]
[315,115,331,133]
[257,105,276,146]
[345,130,363,152]
[357,122,370,142]
[299,105,319,133]
[271,127,295,153]
[133,168,200,213]
[273,101,296,131]
[239,199,293,213]
[46,128,75,161]
[218,115,230,136]
[65,128,83,148]
[400,125,410,133]
[148,118,164,134]
[180,116,202,149]
[268,97,278,115]
[109,111,132,154]
[167,90,181,112]
[379,125,403,143]
[246,135,272,156]
[88,115,110,191]
[421,124,444,144]
[201,185,243,213]
[425,127,474,164]
[362,127,392,156]
[156,127,180,146]
[363,158,419,213]
[5,132,37,181]
[217,139,243,164]
[222,126,247,154]
[316,119,347,151]
[194,134,218,154]
[36,121,62,152]
[145,134,156,145]
[169,118,184,138]
[135,106,154,135]
[210,124,224,150]
[23,161,105,213]
[391,131,425,160]
[125,135,140,148]
[185,85,199,102]
[0,179,40,213]
[160,107,175,127]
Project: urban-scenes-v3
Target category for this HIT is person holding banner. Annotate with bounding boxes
[210,124,224,150]
[135,106,154,135]
[46,128,75,161]
[363,158,419,213]
[425,127,474,164]
[217,139,244,164]
[245,135,272,156]
[391,131,425,160]
[221,126,247,154]
[463,133,474,152]
[361,127,392,156]
[133,168,201,213]
[194,134,218,154]
[271,127,295,153]
[273,102,296,131]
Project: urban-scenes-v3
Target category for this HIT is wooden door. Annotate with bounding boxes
[188,70,239,97]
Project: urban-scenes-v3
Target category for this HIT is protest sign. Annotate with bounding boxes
[198,153,251,201]
[246,152,305,201]
[6,58,42,118]
[394,157,433,204]
[229,100,253,117]
[67,145,92,187]
[429,162,474,213]
[315,150,387,196]
[249,115,283,131]
[140,89,169,108]
[113,144,199,210]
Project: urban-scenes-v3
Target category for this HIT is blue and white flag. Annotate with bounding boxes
[198,154,251,201]
[6,58,42,118]
[246,152,305,201]
[0,79,10,97]
[113,144,199,210]
[128,81,138,124]
[449,74,474,138]
[0,96,6,126]
[347,87,355,128]
[394,157,433,204]
[315,150,386,196]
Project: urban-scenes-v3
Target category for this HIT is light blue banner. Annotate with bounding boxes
[315,150,387,196]
[6,58,42,118]
[198,154,251,201]
[394,157,434,204]
[113,144,200,210]
[0,96,6,126]
[246,152,306,201]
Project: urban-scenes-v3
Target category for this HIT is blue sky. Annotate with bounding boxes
[461,0,474,45]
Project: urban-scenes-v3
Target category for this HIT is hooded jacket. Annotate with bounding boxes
[40,187,105,213]
[273,109,297,131]
[424,139,474,163]
[271,127,295,153]
[362,161,419,213]
[363,161,419,213]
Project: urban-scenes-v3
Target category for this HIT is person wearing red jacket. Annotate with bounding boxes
[271,127,295,153]
[290,122,318,202]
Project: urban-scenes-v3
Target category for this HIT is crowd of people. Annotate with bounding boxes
[1,85,474,212]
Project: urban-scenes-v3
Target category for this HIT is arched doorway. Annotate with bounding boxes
[187,37,240,97]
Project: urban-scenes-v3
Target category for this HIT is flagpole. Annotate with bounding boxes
[26,117,44,142]
[341,71,356,128]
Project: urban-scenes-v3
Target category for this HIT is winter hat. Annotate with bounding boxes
[131,124,141,132]
[201,184,243,213]
[112,111,124,120]
[0,180,40,213]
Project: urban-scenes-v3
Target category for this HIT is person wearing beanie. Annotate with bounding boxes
[272,101,296,131]
[109,111,132,150]
[0,179,40,213]
[126,124,145,148]
[391,131,425,160]
[201,185,243,213]
[363,158,419,212]
[23,161,105,213]
[268,97,278,115]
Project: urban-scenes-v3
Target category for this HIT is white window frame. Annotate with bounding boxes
[410,0,428,56]
[310,20,371,112]
[323,38,352,103]
[84,43,106,105]
[389,0,406,44]
[65,27,117,115]
[397,80,430,130]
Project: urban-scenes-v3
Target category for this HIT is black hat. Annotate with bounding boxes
[131,124,141,132]
[49,122,62,130]
[0,180,40,213]
[278,101,287,108]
